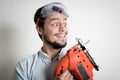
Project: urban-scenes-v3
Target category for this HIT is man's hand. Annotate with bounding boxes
[52,70,73,80]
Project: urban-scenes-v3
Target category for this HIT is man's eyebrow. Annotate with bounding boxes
[48,18,67,23]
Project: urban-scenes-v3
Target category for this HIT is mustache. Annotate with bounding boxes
[55,32,68,36]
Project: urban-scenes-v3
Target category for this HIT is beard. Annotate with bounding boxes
[43,35,67,49]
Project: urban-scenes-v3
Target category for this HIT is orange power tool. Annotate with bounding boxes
[55,38,99,80]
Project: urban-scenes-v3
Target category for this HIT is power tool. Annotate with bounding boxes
[55,38,99,80]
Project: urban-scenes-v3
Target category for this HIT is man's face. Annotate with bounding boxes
[41,13,68,49]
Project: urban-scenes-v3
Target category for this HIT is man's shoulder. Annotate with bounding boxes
[16,52,39,68]
[14,52,40,79]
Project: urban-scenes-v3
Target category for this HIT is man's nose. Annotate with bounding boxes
[59,24,66,32]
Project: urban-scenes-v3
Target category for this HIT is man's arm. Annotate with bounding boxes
[13,62,28,80]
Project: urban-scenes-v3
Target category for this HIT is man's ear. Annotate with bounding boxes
[36,25,43,35]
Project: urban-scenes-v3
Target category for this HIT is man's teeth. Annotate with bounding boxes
[58,35,65,38]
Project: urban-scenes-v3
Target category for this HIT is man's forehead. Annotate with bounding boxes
[45,14,67,22]
[47,18,67,24]
[48,17,67,21]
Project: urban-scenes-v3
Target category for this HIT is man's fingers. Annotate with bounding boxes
[60,70,69,78]
[69,74,73,80]
[52,70,73,80]
[60,70,73,79]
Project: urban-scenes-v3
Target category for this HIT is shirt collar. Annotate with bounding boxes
[38,48,66,61]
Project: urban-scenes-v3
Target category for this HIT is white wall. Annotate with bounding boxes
[0,0,120,80]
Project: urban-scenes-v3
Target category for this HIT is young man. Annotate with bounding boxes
[14,2,73,80]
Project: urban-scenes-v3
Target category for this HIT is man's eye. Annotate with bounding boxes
[51,23,59,27]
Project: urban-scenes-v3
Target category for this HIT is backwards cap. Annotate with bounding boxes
[40,2,69,18]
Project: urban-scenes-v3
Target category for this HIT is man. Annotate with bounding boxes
[14,2,73,80]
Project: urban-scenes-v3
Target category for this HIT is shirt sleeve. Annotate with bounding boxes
[13,61,28,80]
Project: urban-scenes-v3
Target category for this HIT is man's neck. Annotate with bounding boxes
[42,44,62,60]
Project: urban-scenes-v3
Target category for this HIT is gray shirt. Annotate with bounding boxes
[14,48,66,80]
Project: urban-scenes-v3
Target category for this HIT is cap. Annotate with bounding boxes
[40,2,69,18]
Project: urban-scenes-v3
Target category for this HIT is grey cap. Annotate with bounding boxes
[40,2,69,18]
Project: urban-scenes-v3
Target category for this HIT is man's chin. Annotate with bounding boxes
[52,42,67,49]
[44,36,67,49]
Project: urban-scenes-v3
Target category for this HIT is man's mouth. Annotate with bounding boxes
[57,34,65,38]
[55,32,68,39]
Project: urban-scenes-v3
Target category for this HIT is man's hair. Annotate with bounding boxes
[34,7,45,39]
[34,6,45,28]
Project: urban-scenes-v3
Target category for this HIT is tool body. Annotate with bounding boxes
[55,38,99,80]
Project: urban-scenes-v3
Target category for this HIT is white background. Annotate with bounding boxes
[0,0,120,80]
